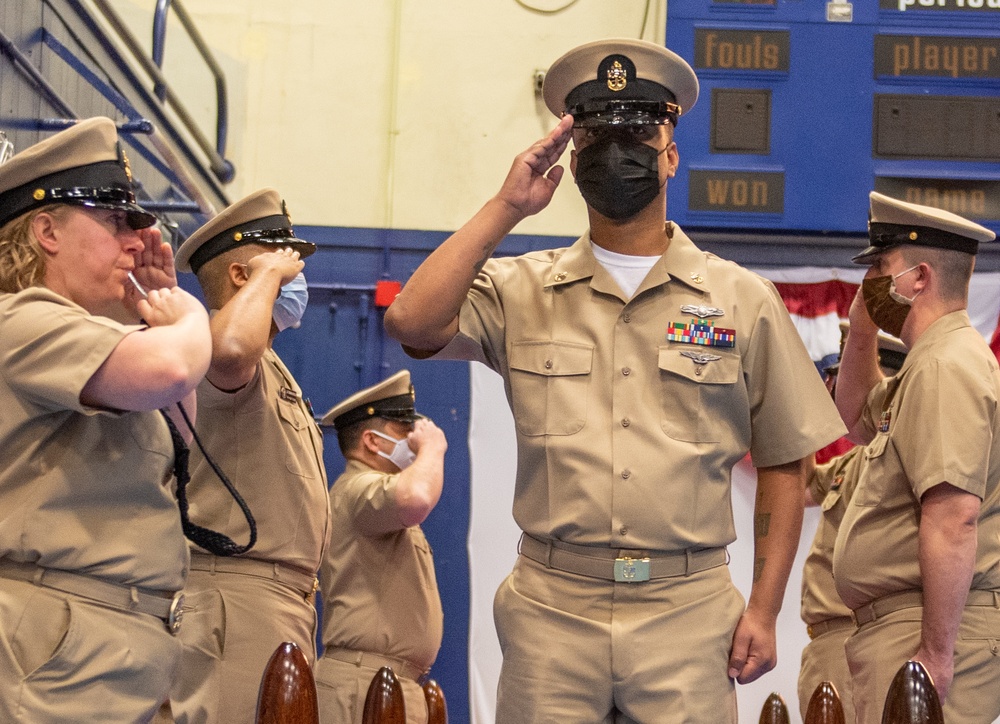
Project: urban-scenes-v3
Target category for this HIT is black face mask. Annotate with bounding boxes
[574,137,665,220]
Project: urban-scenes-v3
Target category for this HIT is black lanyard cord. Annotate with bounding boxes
[160,402,257,556]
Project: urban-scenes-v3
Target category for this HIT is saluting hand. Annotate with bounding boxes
[847,286,879,339]
[406,418,448,456]
[138,286,209,329]
[495,114,574,218]
[246,247,304,288]
[131,226,178,291]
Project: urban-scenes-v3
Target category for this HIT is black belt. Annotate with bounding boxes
[518,533,727,583]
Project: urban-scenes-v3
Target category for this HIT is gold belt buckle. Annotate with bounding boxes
[167,592,185,635]
[614,557,651,583]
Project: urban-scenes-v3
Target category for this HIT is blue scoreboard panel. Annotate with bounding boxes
[666,0,1000,238]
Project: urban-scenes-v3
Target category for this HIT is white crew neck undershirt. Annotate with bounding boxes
[590,241,660,299]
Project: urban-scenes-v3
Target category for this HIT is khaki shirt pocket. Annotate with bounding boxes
[509,341,593,436]
[277,397,317,478]
[658,346,742,443]
[820,489,844,546]
[408,527,439,594]
[821,489,843,513]
[853,433,890,508]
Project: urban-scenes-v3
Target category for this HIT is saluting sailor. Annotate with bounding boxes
[162,189,331,724]
[385,38,844,722]
[0,117,211,721]
[833,192,1000,723]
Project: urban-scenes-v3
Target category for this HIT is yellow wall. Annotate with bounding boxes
[126,0,665,235]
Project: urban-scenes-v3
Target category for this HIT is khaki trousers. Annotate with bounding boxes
[846,602,1000,724]
[493,554,744,724]
[0,577,181,723]
[315,655,429,724]
[798,625,855,722]
[161,565,318,724]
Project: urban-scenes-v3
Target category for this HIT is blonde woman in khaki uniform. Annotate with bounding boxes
[386,40,845,723]
[0,118,211,721]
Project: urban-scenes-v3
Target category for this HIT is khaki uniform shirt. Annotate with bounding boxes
[320,460,443,670]
[834,311,1000,610]
[187,348,329,571]
[0,288,187,591]
[433,228,845,550]
[801,447,861,624]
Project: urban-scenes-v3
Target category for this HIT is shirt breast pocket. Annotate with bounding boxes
[853,433,890,508]
[821,489,843,513]
[658,346,742,443]
[508,341,593,436]
[820,489,844,546]
[276,397,316,478]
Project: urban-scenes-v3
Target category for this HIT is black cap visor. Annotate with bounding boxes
[48,186,156,229]
[0,160,156,229]
[569,99,680,128]
[188,217,317,274]
[853,222,980,264]
[332,393,421,432]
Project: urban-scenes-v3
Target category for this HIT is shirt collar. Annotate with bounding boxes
[897,309,971,376]
[543,224,711,297]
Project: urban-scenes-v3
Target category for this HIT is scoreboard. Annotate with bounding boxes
[666,0,1000,239]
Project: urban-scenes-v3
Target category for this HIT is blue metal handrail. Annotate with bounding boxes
[0,25,76,119]
[151,0,229,166]
[86,0,234,183]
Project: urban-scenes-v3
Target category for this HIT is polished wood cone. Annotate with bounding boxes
[881,661,944,724]
[805,681,846,724]
[255,642,319,724]
[362,666,406,724]
[423,678,447,724]
[759,692,791,724]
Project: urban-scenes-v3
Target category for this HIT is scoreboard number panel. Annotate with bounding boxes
[666,1,1000,238]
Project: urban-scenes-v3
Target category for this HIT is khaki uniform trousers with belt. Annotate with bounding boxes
[845,589,1000,724]
[315,648,431,724]
[494,534,742,724]
[798,616,855,722]
[0,561,183,723]
[160,553,319,724]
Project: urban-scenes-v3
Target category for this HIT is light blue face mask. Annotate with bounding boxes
[273,272,308,331]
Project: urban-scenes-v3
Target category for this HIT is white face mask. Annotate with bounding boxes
[368,429,416,471]
[888,265,921,306]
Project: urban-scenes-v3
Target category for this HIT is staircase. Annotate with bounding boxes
[0,0,233,242]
